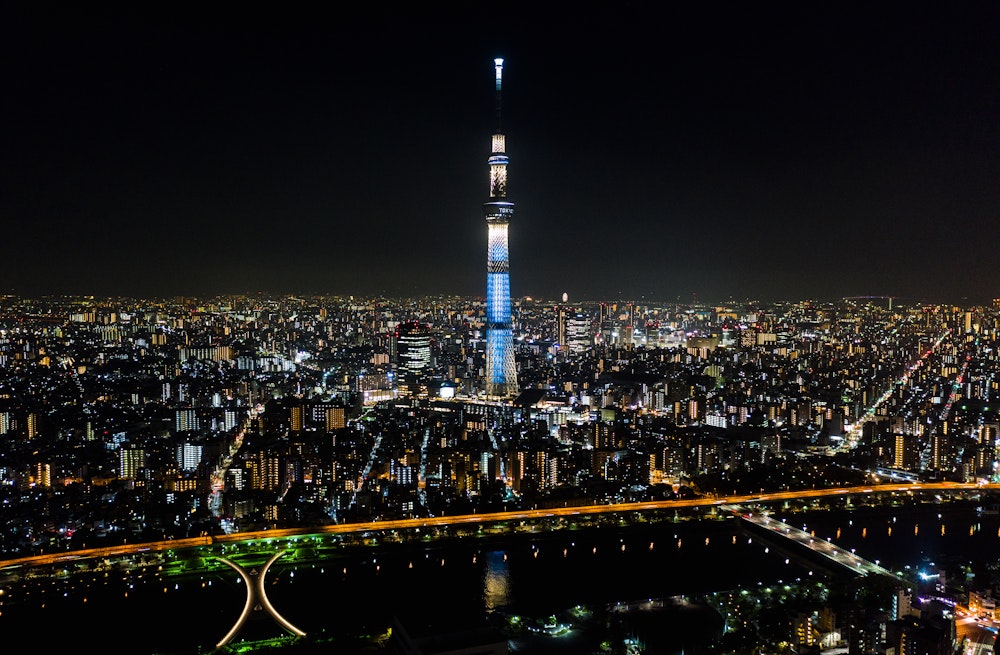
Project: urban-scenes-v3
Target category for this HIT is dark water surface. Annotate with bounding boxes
[2,502,997,654]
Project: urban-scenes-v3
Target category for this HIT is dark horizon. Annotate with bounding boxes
[3,4,998,304]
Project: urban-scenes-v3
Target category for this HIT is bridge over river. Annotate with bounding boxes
[729,506,898,578]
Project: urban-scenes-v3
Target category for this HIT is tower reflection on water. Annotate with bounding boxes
[483,550,512,612]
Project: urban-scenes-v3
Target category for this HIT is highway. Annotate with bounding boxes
[2,481,997,572]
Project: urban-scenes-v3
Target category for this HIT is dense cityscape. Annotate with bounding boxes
[0,292,999,653]
[3,5,999,654]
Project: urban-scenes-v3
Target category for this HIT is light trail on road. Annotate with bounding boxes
[843,330,949,449]
[940,351,971,422]
[208,404,263,533]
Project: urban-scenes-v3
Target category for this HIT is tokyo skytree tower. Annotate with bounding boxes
[483,58,518,398]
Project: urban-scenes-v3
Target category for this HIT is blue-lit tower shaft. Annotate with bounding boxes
[484,58,518,398]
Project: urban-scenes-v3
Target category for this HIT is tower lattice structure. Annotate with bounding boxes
[484,58,518,398]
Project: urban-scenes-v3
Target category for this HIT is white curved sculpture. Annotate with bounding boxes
[215,550,306,649]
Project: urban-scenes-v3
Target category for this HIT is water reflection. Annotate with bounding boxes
[8,505,999,655]
[794,504,1000,573]
[483,550,511,612]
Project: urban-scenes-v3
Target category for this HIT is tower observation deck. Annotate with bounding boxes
[484,58,518,398]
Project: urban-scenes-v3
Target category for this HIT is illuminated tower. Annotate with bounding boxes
[484,57,518,398]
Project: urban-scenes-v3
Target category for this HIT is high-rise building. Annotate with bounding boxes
[177,442,203,471]
[326,406,346,431]
[34,463,51,488]
[223,410,238,432]
[289,405,304,432]
[119,447,146,480]
[175,408,199,433]
[566,313,592,354]
[894,433,919,469]
[483,58,518,398]
[247,452,281,491]
[396,321,432,377]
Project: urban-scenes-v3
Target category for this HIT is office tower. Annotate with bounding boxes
[396,321,432,376]
[557,304,568,353]
[483,58,518,398]
[567,313,592,354]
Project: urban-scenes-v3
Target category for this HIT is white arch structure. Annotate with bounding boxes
[215,550,306,649]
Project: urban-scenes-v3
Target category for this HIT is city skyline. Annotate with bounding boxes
[3,4,999,303]
[1,287,999,651]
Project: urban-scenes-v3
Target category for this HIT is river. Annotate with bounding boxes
[0,500,996,654]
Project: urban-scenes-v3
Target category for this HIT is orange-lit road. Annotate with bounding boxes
[3,482,998,572]
[955,601,999,648]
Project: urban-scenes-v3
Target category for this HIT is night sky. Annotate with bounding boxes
[3,4,999,304]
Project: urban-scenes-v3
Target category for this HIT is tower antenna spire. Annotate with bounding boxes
[494,58,504,133]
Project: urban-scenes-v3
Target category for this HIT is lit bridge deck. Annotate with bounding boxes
[729,506,896,578]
